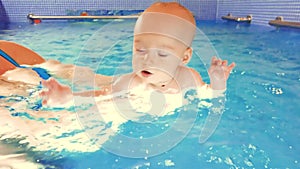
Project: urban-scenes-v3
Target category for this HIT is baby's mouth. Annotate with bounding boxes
[141,70,153,77]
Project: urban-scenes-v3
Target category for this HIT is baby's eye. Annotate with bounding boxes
[158,51,169,57]
[136,48,146,53]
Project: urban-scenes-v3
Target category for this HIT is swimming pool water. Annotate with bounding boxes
[0,20,300,169]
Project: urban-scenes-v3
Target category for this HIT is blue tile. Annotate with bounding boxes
[0,0,299,25]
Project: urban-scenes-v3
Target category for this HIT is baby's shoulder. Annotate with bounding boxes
[178,66,204,87]
[178,66,199,78]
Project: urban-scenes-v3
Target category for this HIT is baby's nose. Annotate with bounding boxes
[143,54,153,66]
[143,50,155,64]
[143,53,148,60]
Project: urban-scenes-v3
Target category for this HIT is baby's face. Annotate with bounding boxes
[132,34,188,86]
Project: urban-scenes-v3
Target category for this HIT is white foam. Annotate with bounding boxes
[0,83,225,154]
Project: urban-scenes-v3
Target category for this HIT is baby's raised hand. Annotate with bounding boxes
[40,78,73,106]
[208,56,235,90]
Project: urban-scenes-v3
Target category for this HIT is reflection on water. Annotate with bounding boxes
[0,142,43,169]
[0,75,221,166]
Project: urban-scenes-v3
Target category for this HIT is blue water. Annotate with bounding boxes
[1,20,300,169]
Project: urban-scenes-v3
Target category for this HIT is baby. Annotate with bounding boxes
[40,2,235,106]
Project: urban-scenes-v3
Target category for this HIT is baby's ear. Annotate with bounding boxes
[182,47,192,64]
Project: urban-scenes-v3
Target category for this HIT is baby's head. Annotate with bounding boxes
[143,2,195,26]
[134,2,196,48]
[132,2,196,86]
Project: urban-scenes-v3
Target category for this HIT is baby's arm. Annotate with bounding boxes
[38,60,113,86]
[39,73,133,107]
[40,78,111,107]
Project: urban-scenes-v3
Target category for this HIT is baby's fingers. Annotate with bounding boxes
[211,56,218,65]
[227,62,236,72]
[42,99,48,106]
[39,90,50,106]
[222,60,228,66]
[41,78,53,88]
[41,77,60,90]
[39,90,49,97]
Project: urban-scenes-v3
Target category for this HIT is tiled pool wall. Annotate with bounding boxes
[0,0,215,22]
[217,0,300,25]
[0,0,300,25]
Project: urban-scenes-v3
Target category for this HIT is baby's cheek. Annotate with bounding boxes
[132,58,142,70]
